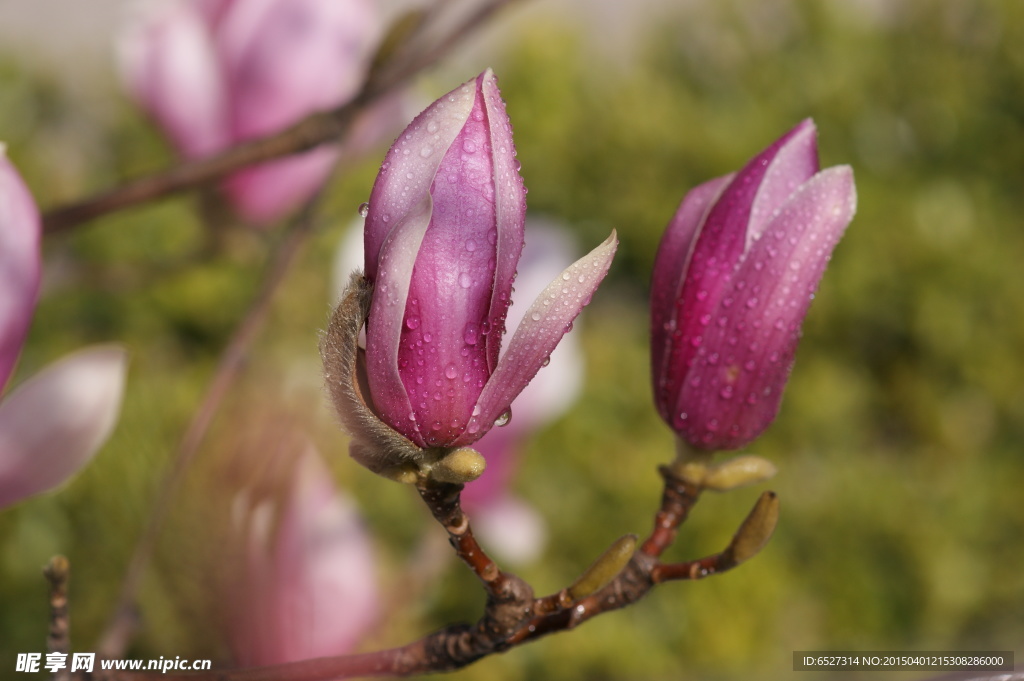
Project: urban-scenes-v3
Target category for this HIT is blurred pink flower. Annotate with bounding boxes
[0,346,128,508]
[650,119,856,450]
[120,0,382,224]
[0,150,128,508]
[0,146,41,392]
[229,443,379,665]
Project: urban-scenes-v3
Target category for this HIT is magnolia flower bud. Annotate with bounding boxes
[353,70,617,454]
[651,119,856,450]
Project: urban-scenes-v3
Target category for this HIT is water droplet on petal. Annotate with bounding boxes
[405,316,421,330]
[495,409,512,427]
[459,272,472,288]
[357,202,370,217]
[445,364,457,380]
[531,311,541,321]
[419,146,433,158]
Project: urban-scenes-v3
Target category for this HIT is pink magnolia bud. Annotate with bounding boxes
[651,119,856,450]
[362,70,617,449]
[120,0,381,224]
[0,146,41,392]
[0,346,128,508]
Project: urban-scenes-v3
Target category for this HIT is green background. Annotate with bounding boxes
[1,1,1022,679]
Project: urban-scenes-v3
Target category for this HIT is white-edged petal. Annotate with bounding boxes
[463,231,617,442]
[0,345,128,508]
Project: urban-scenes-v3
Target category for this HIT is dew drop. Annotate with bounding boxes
[419,146,433,158]
[445,364,458,380]
[531,311,541,321]
[459,272,473,288]
[541,355,551,367]
[427,121,439,134]
[495,409,512,427]
[357,202,370,217]
[465,239,477,252]
[405,316,421,330]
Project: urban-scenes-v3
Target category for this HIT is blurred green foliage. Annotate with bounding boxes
[1,0,1023,679]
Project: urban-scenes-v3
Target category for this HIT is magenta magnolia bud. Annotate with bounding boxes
[362,70,616,449]
[651,119,857,450]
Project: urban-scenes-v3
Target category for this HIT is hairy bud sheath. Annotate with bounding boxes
[651,120,856,450]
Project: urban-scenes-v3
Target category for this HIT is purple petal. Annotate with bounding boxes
[118,0,228,158]
[650,174,731,422]
[497,223,584,431]
[396,79,502,445]
[0,345,128,508]
[672,166,857,448]
[464,231,618,444]
[0,150,40,391]
[660,120,820,423]
[365,196,433,446]
[480,69,527,373]
[746,119,819,246]
[364,76,478,281]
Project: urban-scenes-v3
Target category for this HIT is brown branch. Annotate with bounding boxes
[94,462,777,681]
[41,0,526,235]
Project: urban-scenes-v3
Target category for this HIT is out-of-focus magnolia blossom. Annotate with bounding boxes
[119,0,382,224]
[361,70,616,451]
[651,119,856,451]
[228,444,379,665]
[0,149,128,508]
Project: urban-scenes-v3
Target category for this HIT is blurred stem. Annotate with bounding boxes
[96,199,320,659]
[41,0,526,234]
[44,556,71,681]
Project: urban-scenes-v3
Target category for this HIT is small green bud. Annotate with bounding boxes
[568,534,638,600]
[727,491,780,565]
[429,447,486,484]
